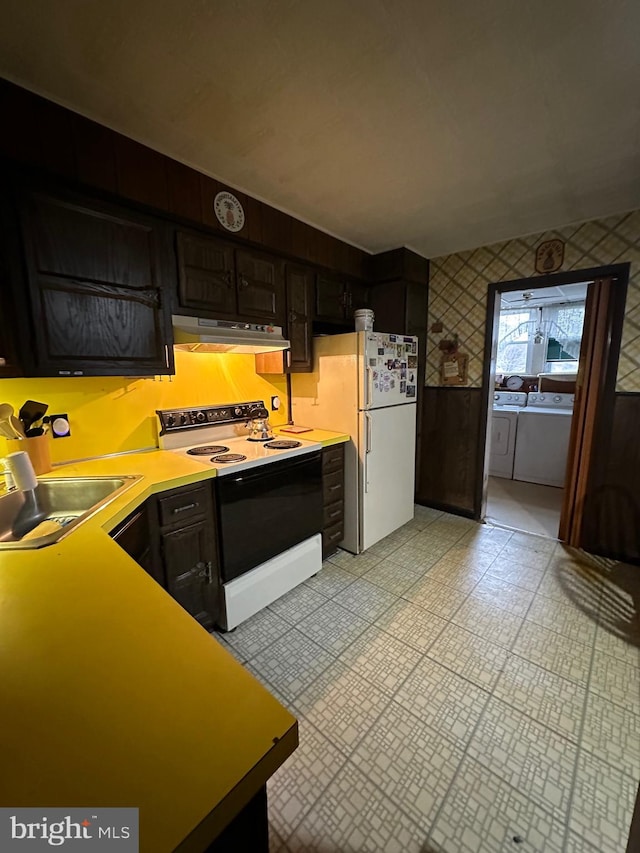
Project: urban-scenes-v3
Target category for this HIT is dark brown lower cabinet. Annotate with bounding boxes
[110,481,219,629]
[203,785,268,853]
[109,503,156,580]
[322,443,345,558]
[160,519,217,631]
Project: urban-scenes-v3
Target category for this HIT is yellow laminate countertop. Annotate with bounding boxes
[273,426,349,446]
[0,448,304,852]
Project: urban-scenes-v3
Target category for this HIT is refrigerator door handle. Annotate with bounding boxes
[364,412,372,493]
[366,366,373,408]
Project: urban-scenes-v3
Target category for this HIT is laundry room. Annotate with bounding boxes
[485,281,588,536]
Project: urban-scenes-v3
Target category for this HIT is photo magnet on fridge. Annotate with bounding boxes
[408,355,418,369]
[378,347,384,355]
[407,385,416,397]
[400,381,406,392]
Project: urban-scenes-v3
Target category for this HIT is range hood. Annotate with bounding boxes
[172,315,290,354]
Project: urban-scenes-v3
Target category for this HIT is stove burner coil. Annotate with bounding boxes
[187,445,229,456]
[264,440,302,449]
[211,453,247,463]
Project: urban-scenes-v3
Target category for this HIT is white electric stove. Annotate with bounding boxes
[157,399,322,474]
[156,401,323,630]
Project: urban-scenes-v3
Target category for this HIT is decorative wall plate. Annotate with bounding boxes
[214,191,245,232]
[535,239,564,274]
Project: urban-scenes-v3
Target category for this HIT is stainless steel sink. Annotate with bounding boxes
[0,476,142,549]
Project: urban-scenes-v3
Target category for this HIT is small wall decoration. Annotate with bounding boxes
[438,334,468,385]
[440,352,469,385]
[214,191,245,232]
[535,239,564,274]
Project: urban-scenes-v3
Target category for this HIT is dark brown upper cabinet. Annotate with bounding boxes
[175,230,285,326]
[235,248,285,325]
[286,264,315,372]
[176,230,236,316]
[316,275,369,325]
[15,186,174,376]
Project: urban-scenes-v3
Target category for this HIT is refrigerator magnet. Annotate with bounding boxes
[408,356,417,368]
[407,385,416,397]
[400,381,406,392]
[378,347,384,355]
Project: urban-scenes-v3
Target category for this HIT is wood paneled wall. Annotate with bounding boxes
[416,387,483,516]
[581,393,640,564]
[0,78,368,279]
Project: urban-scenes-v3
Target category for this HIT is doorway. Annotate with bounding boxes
[485,281,588,536]
[477,265,629,548]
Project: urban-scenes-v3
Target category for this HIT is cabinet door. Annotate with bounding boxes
[348,280,369,315]
[18,189,174,376]
[316,275,346,322]
[160,520,217,630]
[176,230,237,316]
[286,264,314,372]
[110,503,159,583]
[235,248,285,324]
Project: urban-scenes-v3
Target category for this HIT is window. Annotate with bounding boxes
[496,309,534,374]
[496,301,586,376]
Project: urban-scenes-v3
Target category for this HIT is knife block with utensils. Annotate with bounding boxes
[6,435,51,475]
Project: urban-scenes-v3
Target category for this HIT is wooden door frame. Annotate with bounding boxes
[476,263,630,529]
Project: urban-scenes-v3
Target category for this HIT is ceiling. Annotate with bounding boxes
[500,282,589,309]
[1,0,639,258]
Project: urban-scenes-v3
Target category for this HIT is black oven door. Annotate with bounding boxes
[215,451,323,583]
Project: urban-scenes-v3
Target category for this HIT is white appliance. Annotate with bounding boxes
[489,391,528,479]
[291,331,419,554]
[157,401,323,630]
[513,393,575,487]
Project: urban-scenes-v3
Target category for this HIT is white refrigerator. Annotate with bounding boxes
[291,331,418,554]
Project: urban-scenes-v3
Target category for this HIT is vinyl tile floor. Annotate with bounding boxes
[485,477,565,539]
[214,506,640,853]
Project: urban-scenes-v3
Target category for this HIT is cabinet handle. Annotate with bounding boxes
[289,310,298,323]
[329,531,342,541]
[329,509,341,518]
[240,277,249,289]
[225,271,233,286]
[328,484,341,492]
[192,560,213,582]
[172,502,198,514]
[347,290,353,310]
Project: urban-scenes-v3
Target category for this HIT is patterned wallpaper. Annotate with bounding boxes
[426,210,640,391]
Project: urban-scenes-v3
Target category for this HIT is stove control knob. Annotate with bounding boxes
[234,407,243,417]
[195,411,206,422]
[180,413,188,425]
[166,414,176,427]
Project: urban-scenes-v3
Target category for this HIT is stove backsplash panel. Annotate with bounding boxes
[0,351,288,464]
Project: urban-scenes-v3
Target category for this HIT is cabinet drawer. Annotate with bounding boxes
[323,499,344,528]
[323,469,344,504]
[322,443,344,473]
[158,485,210,527]
[322,521,344,555]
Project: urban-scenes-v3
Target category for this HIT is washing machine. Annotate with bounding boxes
[513,393,574,487]
[489,391,528,478]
